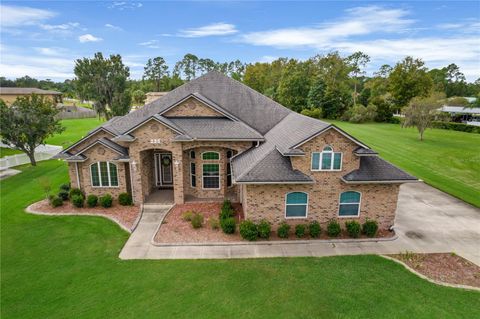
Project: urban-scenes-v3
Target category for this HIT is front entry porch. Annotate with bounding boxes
[144,189,174,205]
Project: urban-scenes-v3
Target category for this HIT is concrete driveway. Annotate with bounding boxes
[120,183,480,265]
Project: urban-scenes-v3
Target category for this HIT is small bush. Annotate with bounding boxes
[220,207,235,220]
[50,195,63,207]
[191,213,204,229]
[309,221,321,238]
[99,194,113,208]
[362,219,378,237]
[209,217,220,230]
[86,195,98,207]
[58,189,69,200]
[345,220,361,238]
[295,224,306,238]
[277,222,290,239]
[257,220,271,239]
[118,192,132,206]
[222,199,232,210]
[59,183,71,192]
[69,188,83,198]
[71,194,84,208]
[182,211,194,221]
[220,217,236,234]
[431,121,480,134]
[327,220,341,237]
[239,220,258,241]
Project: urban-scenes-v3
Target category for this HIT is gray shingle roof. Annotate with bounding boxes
[234,148,314,183]
[354,147,378,156]
[168,117,263,140]
[0,87,61,95]
[342,156,417,183]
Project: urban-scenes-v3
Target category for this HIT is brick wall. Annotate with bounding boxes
[163,97,223,117]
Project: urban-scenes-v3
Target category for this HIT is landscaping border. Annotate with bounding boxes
[380,255,480,291]
[25,202,140,233]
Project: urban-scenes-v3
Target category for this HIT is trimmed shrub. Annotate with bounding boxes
[50,195,63,207]
[362,219,379,237]
[345,220,361,238]
[69,188,83,198]
[71,194,84,208]
[327,220,341,237]
[59,183,71,192]
[277,222,290,239]
[257,220,271,239]
[220,207,235,220]
[222,199,232,210]
[118,193,132,206]
[309,221,321,238]
[431,121,480,134]
[182,211,194,221]
[58,189,69,201]
[295,224,306,238]
[86,195,98,208]
[99,194,113,208]
[220,217,236,234]
[239,220,258,241]
[191,213,204,229]
[209,217,220,230]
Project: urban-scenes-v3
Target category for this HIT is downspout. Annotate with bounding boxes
[75,162,81,188]
[130,161,135,204]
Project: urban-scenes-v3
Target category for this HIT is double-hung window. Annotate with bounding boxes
[285,192,308,218]
[190,162,196,187]
[338,191,361,217]
[90,162,118,187]
[203,164,220,189]
[311,146,342,171]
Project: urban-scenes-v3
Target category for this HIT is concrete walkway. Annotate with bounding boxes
[119,183,480,265]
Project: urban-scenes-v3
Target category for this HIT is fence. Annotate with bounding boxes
[0,144,63,170]
[57,110,97,119]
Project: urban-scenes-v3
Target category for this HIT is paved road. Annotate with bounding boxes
[119,183,480,265]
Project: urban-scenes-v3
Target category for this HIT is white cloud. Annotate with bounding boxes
[105,23,123,31]
[78,34,103,43]
[178,22,238,38]
[436,20,480,33]
[138,40,160,49]
[0,4,56,28]
[108,2,143,10]
[260,55,279,63]
[40,22,80,31]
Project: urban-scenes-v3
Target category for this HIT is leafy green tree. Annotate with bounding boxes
[143,57,169,92]
[276,60,313,112]
[307,77,326,110]
[402,92,444,140]
[174,54,199,80]
[0,95,64,166]
[369,94,394,122]
[347,51,370,105]
[74,52,131,118]
[300,108,322,119]
[132,89,146,105]
[388,57,433,110]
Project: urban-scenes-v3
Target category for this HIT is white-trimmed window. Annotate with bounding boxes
[202,151,219,160]
[226,150,233,187]
[190,150,195,159]
[311,146,342,171]
[90,162,118,187]
[203,164,220,189]
[338,191,361,217]
[190,162,196,187]
[285,192,308,218]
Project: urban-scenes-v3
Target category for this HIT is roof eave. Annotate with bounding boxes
[340,177,419,184]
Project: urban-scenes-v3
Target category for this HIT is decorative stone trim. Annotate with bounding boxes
[381,255,480,291]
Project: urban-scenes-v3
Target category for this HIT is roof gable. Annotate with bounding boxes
[162,95,225,118]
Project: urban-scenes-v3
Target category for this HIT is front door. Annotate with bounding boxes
[154,153,173,187]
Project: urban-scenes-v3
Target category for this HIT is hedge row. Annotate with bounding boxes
[48,184,133,208]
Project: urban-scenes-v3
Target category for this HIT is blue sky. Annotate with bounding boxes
[1,1,479,81]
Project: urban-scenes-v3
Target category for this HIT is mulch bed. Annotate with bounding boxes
[30,199,141,231]
[154,202,394,244]
[389,253,480,288]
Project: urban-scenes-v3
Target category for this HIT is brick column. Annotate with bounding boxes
[172,146,184,204]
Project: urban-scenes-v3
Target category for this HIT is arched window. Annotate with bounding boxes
[202,151,220,160]
[339,191,361,217]
[285,192,308,218]
[90,162,118,187]
[311,146,342,171]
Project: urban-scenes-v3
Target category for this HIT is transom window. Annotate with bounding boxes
[203,164,220,189]
[285,192,308,218]
[339,191,361,217]
[202,152,219,160]
[311,146,342,171]
[90,162,118,187]
[190,162,196,187]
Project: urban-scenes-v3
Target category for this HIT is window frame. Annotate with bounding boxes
[190,162,196,188]
[202,163,220,190]
[284,191,309,219]
[311,146,342,171]
[338,191,361,218]
[201,151,220,161]
[190,150,195,159]
[90,161,119,188]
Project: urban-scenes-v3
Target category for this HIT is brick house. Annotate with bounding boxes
[56,72,416,230]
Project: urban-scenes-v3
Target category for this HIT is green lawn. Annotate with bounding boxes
[1,160,479,318]
[331,121,480,207]
[0,147,23,158]
[46,118,104,148]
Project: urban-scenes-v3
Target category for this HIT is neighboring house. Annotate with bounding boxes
[56,72,417,230]
[439,105,480,127]
[0,87,62,105]
[145,92,168,104]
